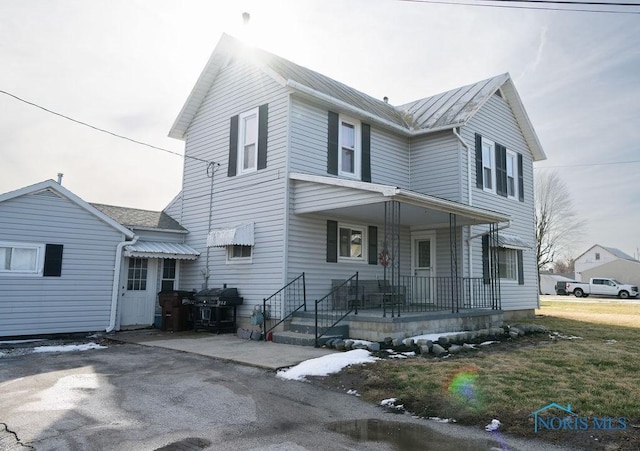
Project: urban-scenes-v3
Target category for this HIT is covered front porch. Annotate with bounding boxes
[265,173,513,343]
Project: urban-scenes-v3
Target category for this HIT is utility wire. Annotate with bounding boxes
[535,159,640,169]
[398,0,640,14]
[0,89,212,164]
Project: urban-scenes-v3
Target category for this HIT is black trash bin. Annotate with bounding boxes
[158,290,195,332]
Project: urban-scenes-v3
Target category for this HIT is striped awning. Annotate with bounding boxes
[124,241,200,260]
[496,233,532,251]
[207,222,254,247]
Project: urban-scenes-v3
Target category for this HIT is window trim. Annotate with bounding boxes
[338,222,367,263]
[481,137,495,193]
[338,115,361,179]
[497,247,519,281]
[506,149,518,200]
[0,242,45,276]
[226,245,253,264]
[237,107,259,175]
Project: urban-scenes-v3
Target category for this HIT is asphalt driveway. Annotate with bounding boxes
[0,339,574,451]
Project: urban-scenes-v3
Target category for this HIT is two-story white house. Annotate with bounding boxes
[165,34,546,341]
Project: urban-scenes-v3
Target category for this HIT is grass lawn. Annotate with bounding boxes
[322,300,640,450]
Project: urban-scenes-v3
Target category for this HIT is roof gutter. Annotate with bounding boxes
[106,235,138,333]
[285,79,412,136]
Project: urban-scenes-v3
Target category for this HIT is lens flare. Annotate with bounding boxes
[445,367,484,410]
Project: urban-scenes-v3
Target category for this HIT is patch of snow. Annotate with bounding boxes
[32,342,107,354]
[346,389,360,396]
[405,331,468,344]
[550,331,582,340]
[276,349,378,381]
[388,351,416,359]
[479,341,499,346]
[351,339,375,347]
[485,419,501,431]
[380,398,405,412]
[380,398,397,406]
[604,339,617,344]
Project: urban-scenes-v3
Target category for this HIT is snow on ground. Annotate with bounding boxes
[32,342,107,353]
[276,349,378,381]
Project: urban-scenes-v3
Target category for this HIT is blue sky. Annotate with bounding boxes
[0,0,639,259]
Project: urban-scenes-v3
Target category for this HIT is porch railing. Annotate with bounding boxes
[315,272,359,347]
[393,276,498,314]
[262,273,306,340]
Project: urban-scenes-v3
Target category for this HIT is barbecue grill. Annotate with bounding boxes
[192,287,243,333]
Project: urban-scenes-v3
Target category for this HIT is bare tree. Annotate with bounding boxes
[535,171,585,280]
[553,258,575,275]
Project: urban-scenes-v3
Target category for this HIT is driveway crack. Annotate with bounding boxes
[1,422,35,450]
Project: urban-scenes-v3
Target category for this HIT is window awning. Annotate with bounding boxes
[496,233,532,251]
[124,241,200,260]
[207,223,254,247]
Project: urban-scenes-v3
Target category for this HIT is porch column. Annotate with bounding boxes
[382,200,401,317]
[449,213,459,313]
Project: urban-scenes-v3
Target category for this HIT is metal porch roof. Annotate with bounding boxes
[124,241,200,260]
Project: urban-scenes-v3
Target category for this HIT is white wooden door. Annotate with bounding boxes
[411,232,435,303]
[121,257,158,327]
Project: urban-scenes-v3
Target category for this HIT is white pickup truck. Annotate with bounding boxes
[565,278,639,299]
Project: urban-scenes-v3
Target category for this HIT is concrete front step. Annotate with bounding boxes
[286,319,349,337]
[271,331,344,347]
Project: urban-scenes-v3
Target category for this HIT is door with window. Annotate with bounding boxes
[411,232,436,303]
[121,257,157,327]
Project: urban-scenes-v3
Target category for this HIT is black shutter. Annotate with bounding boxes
[326,220,338,263]
[43,244,63,277]
[475,133,483,188]
[517,153,524,202]
[257,104,268,170]
[327,111,339,175]
[368,226,377,265]
[228,115,239,177]
[517,250,524,285]
[361,123,371,182]
[495,144,507,197]
[482,235,490,285]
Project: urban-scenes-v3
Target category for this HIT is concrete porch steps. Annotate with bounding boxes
[271,314,349,347]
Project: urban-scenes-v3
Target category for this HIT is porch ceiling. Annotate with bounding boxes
[290,172,509,227]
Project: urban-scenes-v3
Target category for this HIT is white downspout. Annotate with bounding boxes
[453,127,474,278]
[106,236,138,333]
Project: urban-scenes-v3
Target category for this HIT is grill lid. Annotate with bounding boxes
[195,287,240,299]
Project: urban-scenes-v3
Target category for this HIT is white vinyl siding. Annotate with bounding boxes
[178,58,289,315]
[0,189,125,336]
[409,131,462,202]
[464,93,538,310]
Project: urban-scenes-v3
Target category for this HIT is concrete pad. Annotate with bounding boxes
[112,329,337,370]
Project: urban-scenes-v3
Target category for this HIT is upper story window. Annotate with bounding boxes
[327,111,370,182]
[475,133,524,202]
[595,252,601,261]
[506,150,517,199]
[228,104,268,177]
[481,138,494,192]
[238,107,259,175]
[339,116,361,178]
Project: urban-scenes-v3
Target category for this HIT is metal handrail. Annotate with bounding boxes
[314,272,359,347]
[262,272,306,340]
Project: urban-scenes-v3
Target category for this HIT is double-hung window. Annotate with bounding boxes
[506,150,517,199]
[497,247,518,281]
[476,133,523,201]
[238,107,258,174]
[339,116,361,179]
[227,245,252,263]
[0,243,43,274]
[481,138,495,192]
[339,223,365,261]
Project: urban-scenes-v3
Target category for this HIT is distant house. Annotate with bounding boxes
[575,244,640,288]
[0,180,198,337]
[164,33,547,339]
[539,271,575,295]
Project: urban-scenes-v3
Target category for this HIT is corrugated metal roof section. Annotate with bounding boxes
[252,48,410,129]
[91,203,186,232]
[207,222,254,247]
[398,74,509,131]
[124,241,199,260]
[603,246,638,262]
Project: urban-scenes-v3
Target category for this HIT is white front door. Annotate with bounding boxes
[121,257,158,328]
[411,231,436,303]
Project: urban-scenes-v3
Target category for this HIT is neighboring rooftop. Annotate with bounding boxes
[91,203,186,232]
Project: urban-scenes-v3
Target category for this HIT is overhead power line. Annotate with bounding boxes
[398,0,640,14]
[0,89,212,164]
[535,158,640,169]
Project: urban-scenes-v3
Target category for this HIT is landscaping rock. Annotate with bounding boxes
[367,342,381,352]
[448,344,462,354]
[431,343,447,357]
[426,340,434,352]
[508,330,519,339]
[419,345,430,355]
[383,337,393,346]
[437,336,450,346]
[344,339,354,350]
[404,338,415,347]
[334,339,346,351]
[392,338,404,347]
